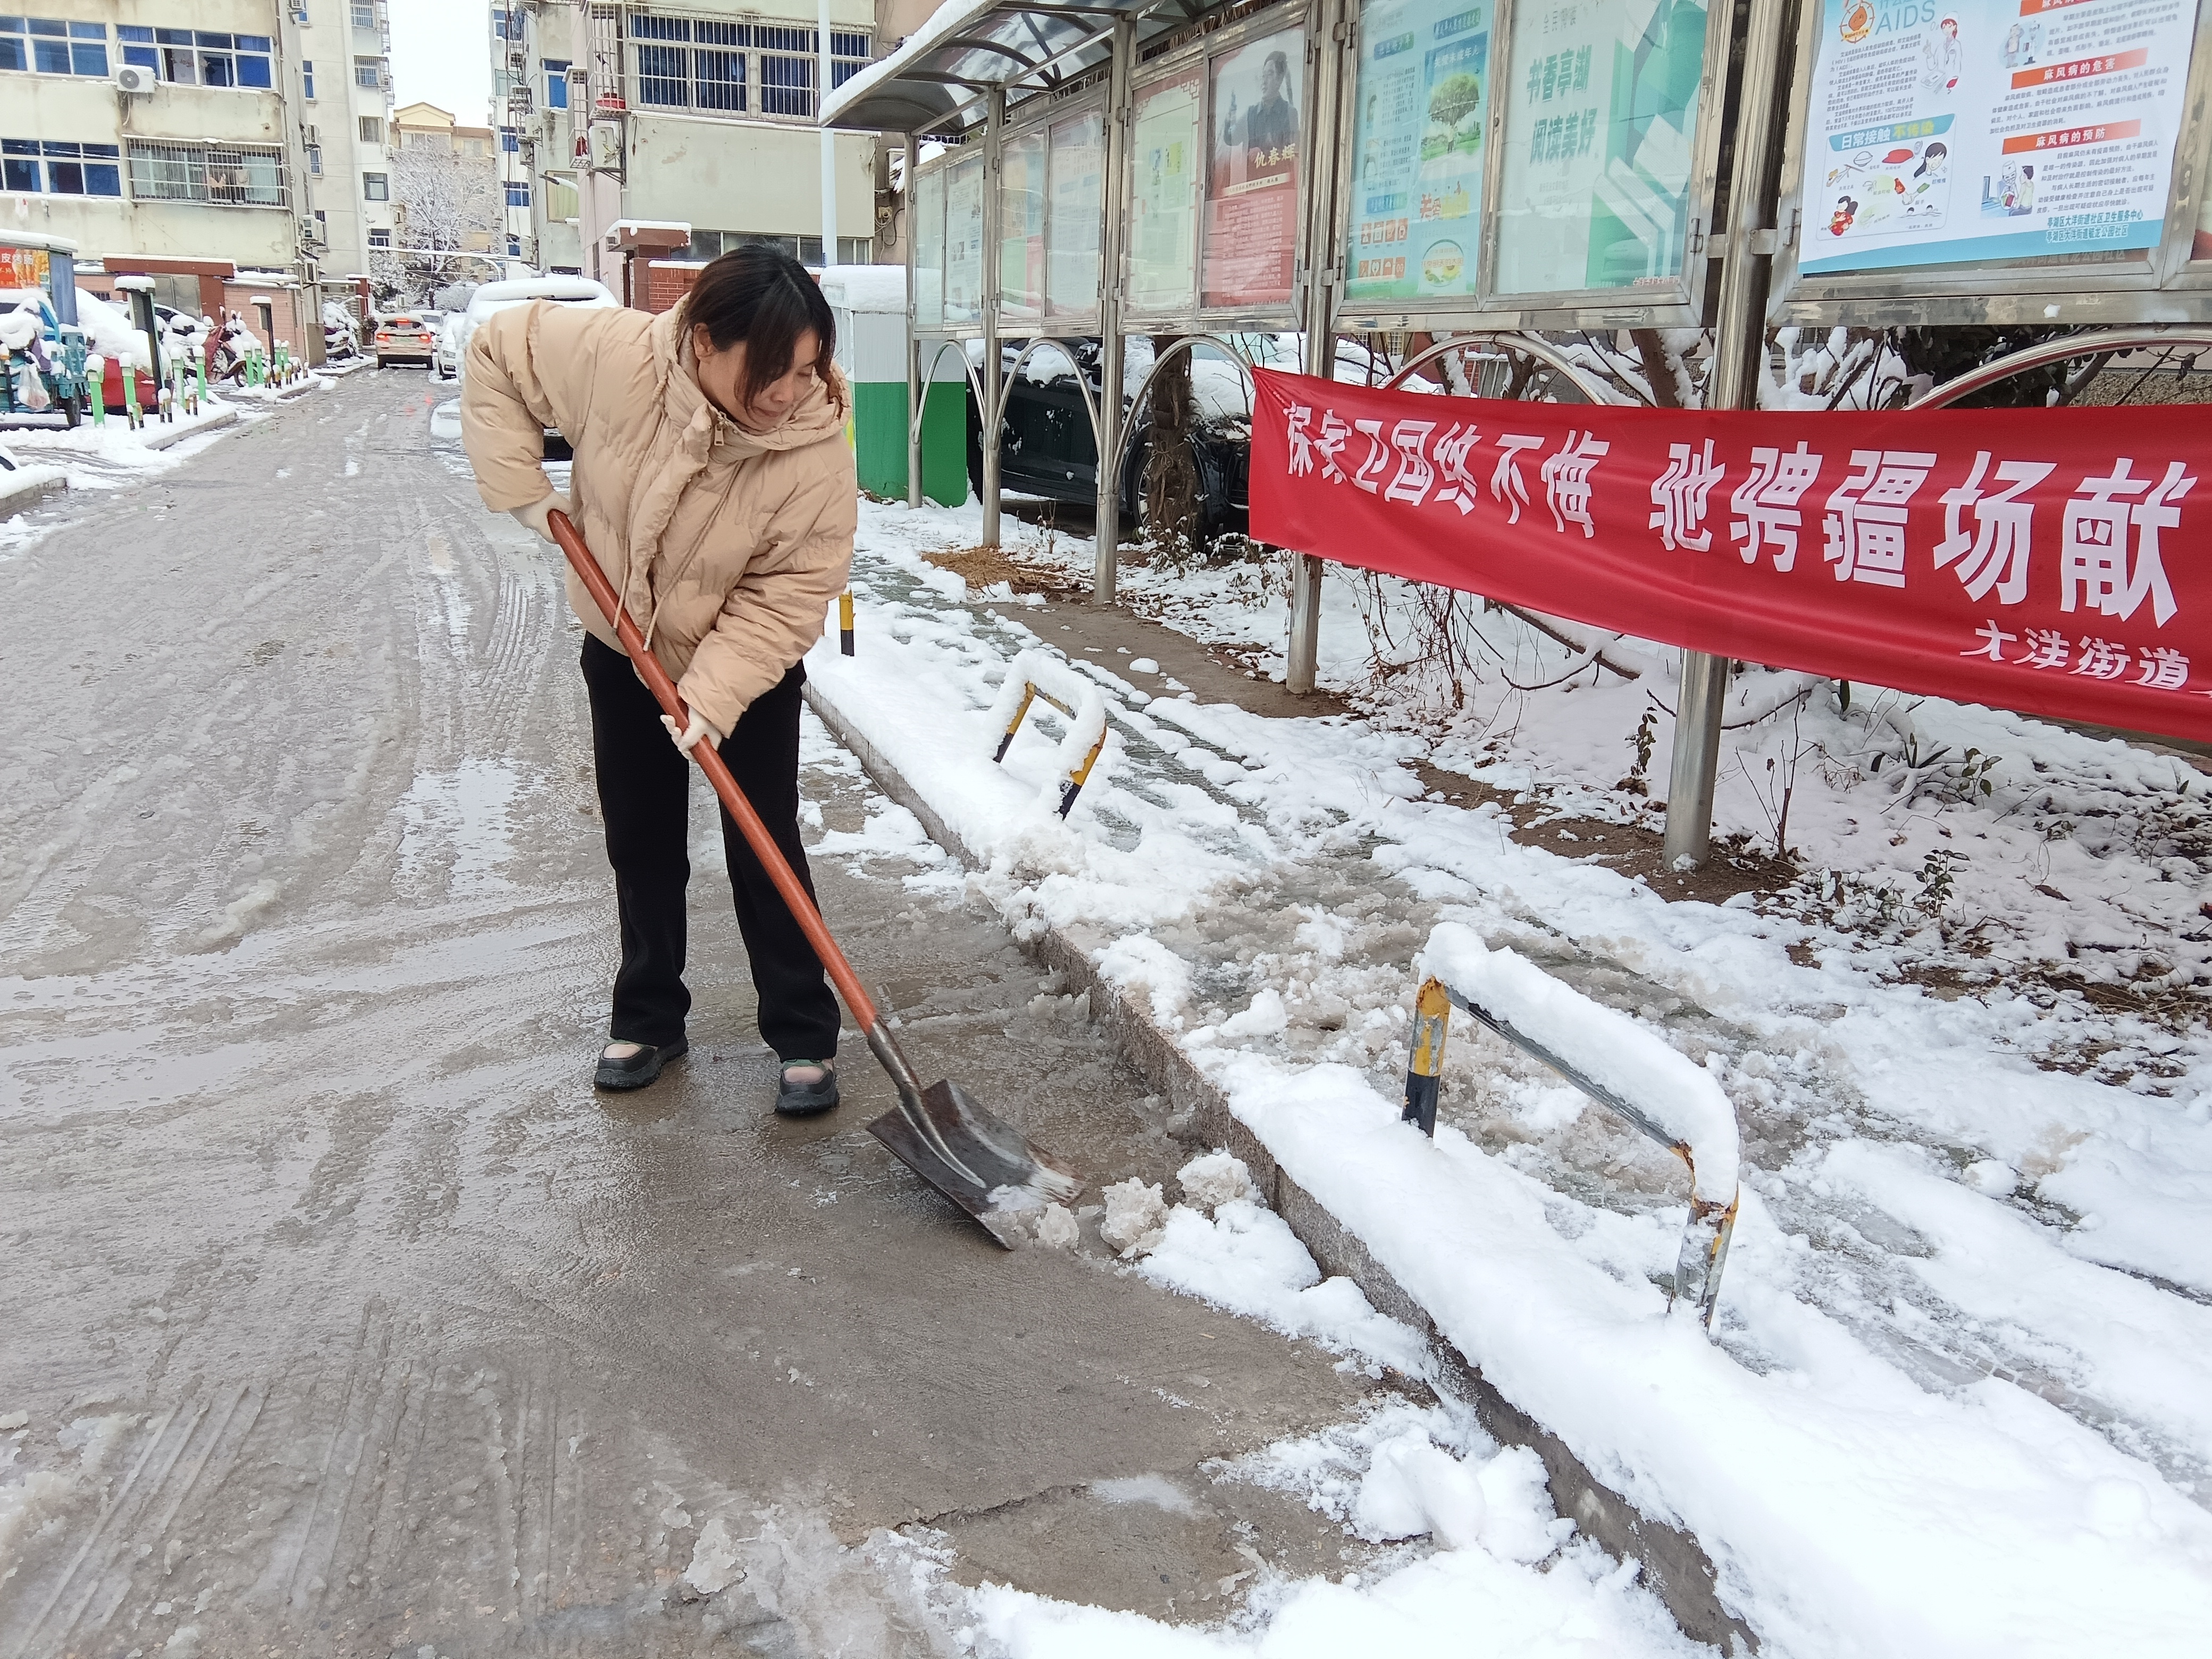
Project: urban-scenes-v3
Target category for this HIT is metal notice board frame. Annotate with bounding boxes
[1331,0,1735,336]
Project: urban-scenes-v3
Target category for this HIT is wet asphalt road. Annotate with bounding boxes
[0,372,1393,1656]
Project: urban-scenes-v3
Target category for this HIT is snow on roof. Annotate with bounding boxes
[610,219,692,234]
[819,265,907,313]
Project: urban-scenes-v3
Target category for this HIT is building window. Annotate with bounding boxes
[500,126,518,153]
[2,138,123,195]
[118,24,156,73]
[359,116,383,145]
[301,57,315,98]
[508,233,521,257]
[354,55,382,88]
[350,2,377,29]
[756,27,814,119]
[830,31,868,89]
[127,140,287,205]
[631,14,747,113]
[491,7,509,43]
[543,58,571,108]
[368,227,391,247]
[306,143,322,175]
[146,30,273,88]
[506,180,530,207]
[363,171,388,200]
[1,18,110,77]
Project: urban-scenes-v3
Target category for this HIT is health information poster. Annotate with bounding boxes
[1493,0,1710,295]
[1000,131,1046,320]
[1796,0,2200,275]
[1345,0,1489,303]
[1046,112,1104,314]
[1130,73,1204,312]
[944,154,985,326]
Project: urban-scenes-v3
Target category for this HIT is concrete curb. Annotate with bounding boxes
[141,408,242,450]
[0,468,66,517]
[803,676,1755,1652]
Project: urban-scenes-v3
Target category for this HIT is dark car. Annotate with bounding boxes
[967,339,1250,540]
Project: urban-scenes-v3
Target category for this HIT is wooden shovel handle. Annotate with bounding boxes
[548,509,881,1031]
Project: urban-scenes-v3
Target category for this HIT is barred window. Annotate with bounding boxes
[631,14,748,112]
[624,15,863,121]
[127,139,287,206]
[756,26,812,118]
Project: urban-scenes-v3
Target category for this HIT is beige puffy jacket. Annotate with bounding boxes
[461,299,856,734]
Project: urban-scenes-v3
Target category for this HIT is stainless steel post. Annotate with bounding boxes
[906,131,924,509]
[1286,0,1347,696]
[1092,17,1135,604]
[980,86,1006,549]
[817,0,836,264]
[1661,0,1796,868]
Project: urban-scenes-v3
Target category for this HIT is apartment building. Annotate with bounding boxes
[490,1,879,288]
[0,3,393,285]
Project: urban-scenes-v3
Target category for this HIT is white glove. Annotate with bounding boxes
[510,489,572,546]
[661,708,724,755]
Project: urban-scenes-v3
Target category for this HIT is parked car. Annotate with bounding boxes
[449,278,618,457]
[449,277,617,373]
[430,314,463,379]
[966,339,1252,541]
[373,313,437,368]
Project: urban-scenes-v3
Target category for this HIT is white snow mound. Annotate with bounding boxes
[1176,1150,1258,1215]
[1354,1429,1486,1548]
[1098,1178,1168,1258]
[684,1515,745,1594]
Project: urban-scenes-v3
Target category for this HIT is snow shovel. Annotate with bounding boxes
[547,510,1082,1246]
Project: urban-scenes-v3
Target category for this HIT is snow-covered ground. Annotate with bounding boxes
[805,497,2212,1655]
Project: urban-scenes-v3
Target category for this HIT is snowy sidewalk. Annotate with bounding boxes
[808,498,2212,1655]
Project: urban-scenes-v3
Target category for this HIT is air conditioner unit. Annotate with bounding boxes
[586,120,623,172]
[114,63,155,95]
[507,50,525,73]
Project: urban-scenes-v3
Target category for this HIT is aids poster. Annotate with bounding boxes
[1130,72,1203,312]
[1797,0,2200,276]
[1202,28,1306,308]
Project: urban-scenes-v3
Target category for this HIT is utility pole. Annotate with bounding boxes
[1661,0,1798,868]
[818,0,837,266]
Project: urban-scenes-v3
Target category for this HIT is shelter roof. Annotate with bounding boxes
[823,0,1229,135]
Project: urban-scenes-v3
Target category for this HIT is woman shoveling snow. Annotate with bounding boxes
[460,245,856,1115]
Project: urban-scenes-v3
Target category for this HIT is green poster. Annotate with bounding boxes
[1493,0,1707,296]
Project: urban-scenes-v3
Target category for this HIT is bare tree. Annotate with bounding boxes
[390,138,500,304]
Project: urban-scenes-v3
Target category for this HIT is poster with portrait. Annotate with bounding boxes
[1202,28,1305,308]
[1129,72,1204,312]
[1000,131,1046,320]
[944,153,985,326]
[1493,0,1710,296]
[1046,111,1105,315]
[1345,0,1489,303]
[914,165,945,329]
[1797,0,2198,276]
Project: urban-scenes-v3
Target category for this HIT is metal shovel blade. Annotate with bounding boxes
[868,1079,1084,1249]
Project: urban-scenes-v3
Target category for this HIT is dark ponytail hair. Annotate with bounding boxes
[681,244,843,414]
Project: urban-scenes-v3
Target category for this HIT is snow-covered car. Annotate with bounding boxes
[448,278,618,457]
[449,277,617,379]
[430,314,462,379]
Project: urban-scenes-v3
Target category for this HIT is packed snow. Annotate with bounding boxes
[802,492,2212,1654]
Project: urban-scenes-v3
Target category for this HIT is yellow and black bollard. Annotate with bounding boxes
[1401,977,1452,1136]
[839,590,855,656]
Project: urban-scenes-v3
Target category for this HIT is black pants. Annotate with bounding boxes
[581,633,840,1062]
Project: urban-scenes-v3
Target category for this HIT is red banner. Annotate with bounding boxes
[1250,368,2212,741]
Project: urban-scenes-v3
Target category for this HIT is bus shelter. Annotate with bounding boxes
[827,0,2212,864]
